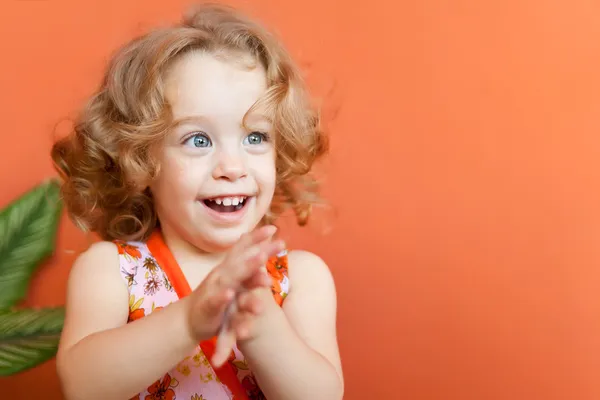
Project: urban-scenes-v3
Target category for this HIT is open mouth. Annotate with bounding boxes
[202,196,250,213]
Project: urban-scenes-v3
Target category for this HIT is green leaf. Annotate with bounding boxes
[0,180,62,308]
[0,307,64,376]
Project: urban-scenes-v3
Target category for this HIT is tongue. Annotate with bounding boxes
[205,201,237,213]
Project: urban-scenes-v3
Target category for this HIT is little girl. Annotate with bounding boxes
[51,4,343,400]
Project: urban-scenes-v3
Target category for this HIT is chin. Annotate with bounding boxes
[195,224,254,253]
[187,197,269,253]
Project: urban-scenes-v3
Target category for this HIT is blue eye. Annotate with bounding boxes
[244,132,268,145]
[184,133,212,148]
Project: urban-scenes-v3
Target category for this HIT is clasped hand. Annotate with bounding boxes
[185,225,284,367]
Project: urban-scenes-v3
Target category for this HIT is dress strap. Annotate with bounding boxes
[147,230,249,400]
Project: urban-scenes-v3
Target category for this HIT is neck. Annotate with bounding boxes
[158,223,228,276]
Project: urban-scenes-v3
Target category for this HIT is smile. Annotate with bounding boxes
[202,195,250,213]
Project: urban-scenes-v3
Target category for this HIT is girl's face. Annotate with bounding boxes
[150,51,276,253]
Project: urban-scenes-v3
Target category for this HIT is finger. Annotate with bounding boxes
[234,225,277,251]
[212,327,236,367]
[218,239,285,288]
[236,290,263,315]
[242,269,271,289]
[231,311,255,341]
[212,301,237,367]
[239,240,284,289]
[203,287,235,318]
[244,239,286,268]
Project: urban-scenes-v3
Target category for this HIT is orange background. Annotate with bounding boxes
[3,0,600,399]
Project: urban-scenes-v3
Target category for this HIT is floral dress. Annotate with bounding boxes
[115,229,290,400]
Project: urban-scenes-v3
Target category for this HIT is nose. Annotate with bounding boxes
[212,148,247,181]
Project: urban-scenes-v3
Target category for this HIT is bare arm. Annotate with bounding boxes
[57,226,282,400]
[238,251,344,400]
[56,242,197,400]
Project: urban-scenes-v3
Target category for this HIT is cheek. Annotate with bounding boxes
[251,155,277,190]
[154,153,207,198]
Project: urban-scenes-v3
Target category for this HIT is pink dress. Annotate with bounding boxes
[115,229,290,400]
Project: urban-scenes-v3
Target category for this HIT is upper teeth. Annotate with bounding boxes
[211,196,246,206]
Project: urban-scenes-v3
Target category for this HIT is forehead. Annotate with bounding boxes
[164,50,268,121]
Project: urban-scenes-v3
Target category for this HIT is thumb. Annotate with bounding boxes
[202,287,235,319]
[213,301,238,367]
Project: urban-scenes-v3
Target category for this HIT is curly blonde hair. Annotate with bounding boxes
[51,3,328,242]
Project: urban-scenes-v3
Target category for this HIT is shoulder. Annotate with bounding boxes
[59,241,131,352]
[67,241,124,290]
[287,250,329,272]
[287,250,333,280]
[286,250,337,296]
[71,241,119,269]
[281,251,339,343]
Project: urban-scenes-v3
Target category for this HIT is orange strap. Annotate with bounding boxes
[147,230,249,400]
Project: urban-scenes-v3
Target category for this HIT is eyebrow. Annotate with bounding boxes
[171,115,211,128]
[171,112,272,129]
